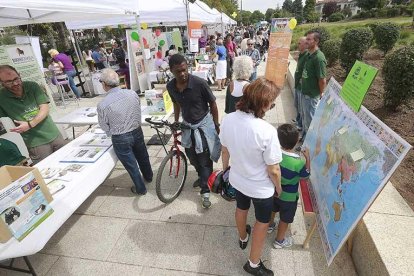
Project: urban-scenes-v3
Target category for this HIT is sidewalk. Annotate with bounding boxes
[0,62,357,275]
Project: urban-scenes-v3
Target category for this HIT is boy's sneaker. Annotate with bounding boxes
[273,236,293,249]
[243,260,274,276]
[267,218,279,234]
[239,224,251,250]
[201,195,211,209]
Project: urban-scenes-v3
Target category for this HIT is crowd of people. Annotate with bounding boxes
[0,25,327,275]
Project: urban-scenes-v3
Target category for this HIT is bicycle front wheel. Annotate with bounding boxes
[156,150,188,203]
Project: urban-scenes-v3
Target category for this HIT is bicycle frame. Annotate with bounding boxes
[151,124,184,178]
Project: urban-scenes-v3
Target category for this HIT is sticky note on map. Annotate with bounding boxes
[338,126,348,135]
[350,148,365,162]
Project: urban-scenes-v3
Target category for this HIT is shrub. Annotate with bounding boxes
[400,30,410,40]
[386,7,400,17]
[339,28,373,73]
[329,12,345,22]
[382,46,414,110]
[373,22,400,54]
[306,26,331,51]
[367,22,381,33]
[323,39,341,66]
[375,8,387,18]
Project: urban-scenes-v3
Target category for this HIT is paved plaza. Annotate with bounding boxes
[0,63,357,276]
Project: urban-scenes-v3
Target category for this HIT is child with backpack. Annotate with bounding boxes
[268,124,311,248]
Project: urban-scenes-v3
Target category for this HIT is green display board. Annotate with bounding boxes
[340,60,378,112]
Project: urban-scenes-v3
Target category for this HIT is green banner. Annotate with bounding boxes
[340,60,378,112]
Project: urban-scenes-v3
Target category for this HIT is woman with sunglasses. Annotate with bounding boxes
[220,78,282,276]
[243,39,261,81]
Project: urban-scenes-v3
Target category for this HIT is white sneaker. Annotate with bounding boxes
[273,236,293,249]
[201,194,211,209]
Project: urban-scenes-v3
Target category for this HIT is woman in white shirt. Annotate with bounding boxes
[220,78,282,276]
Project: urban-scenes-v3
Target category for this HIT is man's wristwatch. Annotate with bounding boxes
[27,121,33,129]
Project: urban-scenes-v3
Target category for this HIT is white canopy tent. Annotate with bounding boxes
[0,0,138,27]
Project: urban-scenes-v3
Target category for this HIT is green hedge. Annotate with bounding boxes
[339,28,373,73]
[329,12,345,22]
[382,46,414,109]
[324,39,342,66]
[373,22,400,54]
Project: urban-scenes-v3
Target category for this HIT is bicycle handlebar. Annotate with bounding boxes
[145,118,190,130]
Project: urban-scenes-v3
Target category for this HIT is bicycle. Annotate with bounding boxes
[145,118,189,203]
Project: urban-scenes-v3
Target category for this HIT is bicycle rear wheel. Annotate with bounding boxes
[156,150,188,203]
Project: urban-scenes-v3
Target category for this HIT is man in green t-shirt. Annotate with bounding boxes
[0,65,66,163]
[300,31,327,141]
[293,37,308,133]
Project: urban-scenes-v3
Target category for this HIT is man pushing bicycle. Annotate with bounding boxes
[166,54,221,209]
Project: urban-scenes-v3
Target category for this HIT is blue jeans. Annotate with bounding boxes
[294,89,303,128]
[300,94,319,139]
[65,70,81,98]
[111,127,153,194]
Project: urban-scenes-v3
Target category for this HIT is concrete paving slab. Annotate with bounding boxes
[0,254,58,276]
[75,185,114,215]
[96,187,166,221]
[140,267,208,275]
[45,257,143,276]
[41,215,128,261]
[107,220,204,272]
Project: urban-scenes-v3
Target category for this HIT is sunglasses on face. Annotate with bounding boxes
[247,43,254,46]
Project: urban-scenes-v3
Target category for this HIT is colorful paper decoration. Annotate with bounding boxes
[156,51,162,59]
[288,18,297,30]
[132,41,140,49]
[159,40,165,46]
[141,22,148,30]
[131,31,140,41]
[155,29,161,37]
[231,12,237,18]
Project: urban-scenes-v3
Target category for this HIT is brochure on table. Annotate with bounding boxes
[0,172,53,241]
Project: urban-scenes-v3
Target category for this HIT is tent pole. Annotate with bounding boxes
[221,13,224,35]
[69,30,92,96]
[185,0,191,52]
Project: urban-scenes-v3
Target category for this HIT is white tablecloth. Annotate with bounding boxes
[0,131,117,260]
[54,106,173,127]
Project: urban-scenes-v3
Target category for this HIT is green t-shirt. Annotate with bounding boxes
[295,51,308,90]
[0,81,60,148]
[279,152,310,202]
[0,138,26,166]
[301,49,327,98]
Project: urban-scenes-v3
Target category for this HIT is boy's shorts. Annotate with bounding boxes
[273,197,298,224]
[235,189,273,223]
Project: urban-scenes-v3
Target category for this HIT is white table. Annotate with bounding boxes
[0,130,118,270]
[54,106,173,138]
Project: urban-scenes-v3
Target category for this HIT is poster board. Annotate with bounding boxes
[14,36,43,71]
[144,90,173,115]
[0,166,53,242]
[126,30,151,92]
[303,78,412,265]
[264,32,292,88]
[171,31,183,50]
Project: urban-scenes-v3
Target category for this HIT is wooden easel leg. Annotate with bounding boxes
[303,214,317,249]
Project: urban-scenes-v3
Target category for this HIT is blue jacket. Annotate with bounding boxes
[181,113,221,162]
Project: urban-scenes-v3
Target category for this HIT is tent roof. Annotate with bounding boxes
[0,0,138,27]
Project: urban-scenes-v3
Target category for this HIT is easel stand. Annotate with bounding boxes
[300,179,355,254]
[0,256,37,275]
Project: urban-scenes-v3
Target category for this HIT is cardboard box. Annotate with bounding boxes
[144,90,173,115]
[0,166,53,243]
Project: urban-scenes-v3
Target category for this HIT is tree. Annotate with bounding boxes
[303,0,316,22]
[292,0,304,22]
[356,0,385,10]
[250,10,265,23]
[322,2,339,19]
[265,8,275,22]
[272,8,292,19]
[239,10,252,25]
[282,0,294,13]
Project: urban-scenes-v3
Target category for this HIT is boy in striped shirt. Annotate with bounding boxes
[269,124,311,248]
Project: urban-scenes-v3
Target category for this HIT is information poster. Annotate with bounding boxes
[265,32,292,88]
[0,172,53,241]
[171,31,183,49]
[340,60,378,112]
[0,44,44,84]
[303,78,411,265]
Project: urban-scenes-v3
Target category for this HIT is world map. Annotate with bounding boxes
[303,79,410,264]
